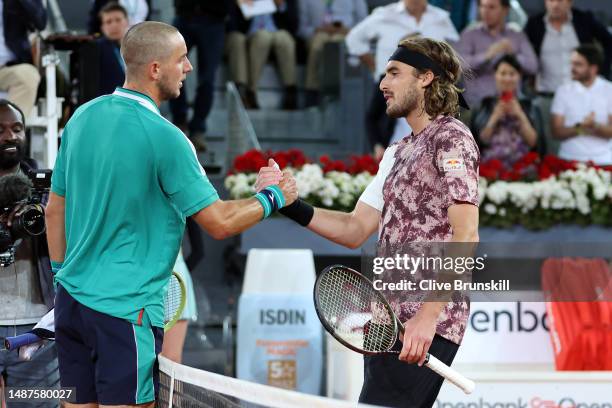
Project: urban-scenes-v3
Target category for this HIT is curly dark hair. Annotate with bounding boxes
[397,37,466,118]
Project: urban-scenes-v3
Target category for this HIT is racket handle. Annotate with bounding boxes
[425,353,475,394]
[4,333,41,351]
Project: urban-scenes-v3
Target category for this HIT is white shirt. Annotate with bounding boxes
[551,77,612,165]
[359,144,398,211]
[120,0,149,27]
[345,2,459,78]
[537,13,579,93]
[390,119,412,145]
[0,0,16,66]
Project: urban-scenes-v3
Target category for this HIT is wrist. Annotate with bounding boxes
[418,301,446,319]
[278,198,314,227]
[50,260,63,274]
[574,124,583,137]
[254,185,285,220]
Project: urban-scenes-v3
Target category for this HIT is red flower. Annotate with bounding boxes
[270,151,289,169]
[233,149,267,173]
[348,155,379,175]
[538,163,553,180]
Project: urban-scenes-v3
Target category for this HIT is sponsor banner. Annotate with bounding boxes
[455,302,553,365]
[236,293,323,394]
[437,381,612,407]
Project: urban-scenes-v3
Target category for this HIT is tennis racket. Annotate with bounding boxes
[164,271,187,331]
[313,264,475,395]
[4,272,187,350]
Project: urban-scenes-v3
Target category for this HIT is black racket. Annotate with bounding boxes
[314,264,475,394]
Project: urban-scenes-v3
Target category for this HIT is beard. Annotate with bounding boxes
[386,88,419,118]
[157,75,181,101]
[572,70,592,83]
[0,141,25,170]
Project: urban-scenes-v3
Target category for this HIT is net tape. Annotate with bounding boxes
[157,355,380,408]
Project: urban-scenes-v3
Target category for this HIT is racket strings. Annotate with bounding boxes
[164,274,183,324]
[318,267,396,352]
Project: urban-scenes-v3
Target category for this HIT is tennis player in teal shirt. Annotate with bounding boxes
[45,21,296,407]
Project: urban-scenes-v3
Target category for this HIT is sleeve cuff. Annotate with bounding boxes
[51,184,65,197]
[171,177,220,218]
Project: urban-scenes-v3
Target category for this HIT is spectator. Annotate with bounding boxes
[88,0,150,35]
[470,54,539,167]
[430,0,473,32]
[298,0,368,107]
[457,0,537,107]
[551,44,612,165]
[226,0,299,110]
[525,0,612,96]
[345,0,459,160]
[0,0,46,118]
[0,100,59,406]
[170,0,234,151]
[94,2,128,98]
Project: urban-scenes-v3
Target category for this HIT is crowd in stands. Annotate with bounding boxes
[2,0,612,165]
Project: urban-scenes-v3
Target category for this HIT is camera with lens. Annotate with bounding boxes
[0,169,52,267]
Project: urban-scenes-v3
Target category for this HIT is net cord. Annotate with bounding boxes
[158,355,380,408]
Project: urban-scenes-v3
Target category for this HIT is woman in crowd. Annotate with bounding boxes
[470,54,540,166]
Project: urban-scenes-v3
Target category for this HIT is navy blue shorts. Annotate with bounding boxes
[359,334,459,408]
[54,285,163,405]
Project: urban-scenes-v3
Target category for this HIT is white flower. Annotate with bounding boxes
[484,203,497,214]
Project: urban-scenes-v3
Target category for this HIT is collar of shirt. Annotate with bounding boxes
[393,2,443,21]
[543,11,573,30]
[112,87,160,115]
[574,76,604,93]
[476,22,510,37]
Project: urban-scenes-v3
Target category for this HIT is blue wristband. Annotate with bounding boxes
[51,261,63,274]
[254,185,286,219]
[254,192,272,219]
[264,185,285,210]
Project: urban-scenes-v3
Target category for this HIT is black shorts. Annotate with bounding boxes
[54,285,164,405]
[358,334,459,408]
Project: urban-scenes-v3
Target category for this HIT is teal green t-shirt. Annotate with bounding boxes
[51,87,219,328]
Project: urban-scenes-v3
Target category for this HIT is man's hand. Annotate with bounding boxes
[582,112,596,129]
[316,24,336,34]
[254,159,282,192]
[486,39,514,60]
[5,203,29,228]
[359,53,376,73]
[399,308,438,366]
[278,170,297,206]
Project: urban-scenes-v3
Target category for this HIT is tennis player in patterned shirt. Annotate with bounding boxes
[258,37,480,407]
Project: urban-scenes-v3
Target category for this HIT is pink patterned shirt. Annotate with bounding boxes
[360,115,480,344]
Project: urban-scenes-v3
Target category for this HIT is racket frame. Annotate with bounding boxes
[164,271,187,332]
[314,264,476,395]
[313,264,401,356]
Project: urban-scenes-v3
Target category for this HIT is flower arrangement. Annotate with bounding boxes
[225,149,612,229]
[225,149,377,212]
[479,153,612,229]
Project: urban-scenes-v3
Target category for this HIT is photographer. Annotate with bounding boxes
[0,99,59,404]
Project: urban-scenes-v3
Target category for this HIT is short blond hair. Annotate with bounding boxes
[397,37,465,118]
[121,21,180,78]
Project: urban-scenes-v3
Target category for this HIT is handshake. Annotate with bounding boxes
[255,158,298,207]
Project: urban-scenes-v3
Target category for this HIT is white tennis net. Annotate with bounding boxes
[157,355,378,408]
